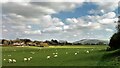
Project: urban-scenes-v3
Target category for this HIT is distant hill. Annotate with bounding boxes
[73,39,109,45]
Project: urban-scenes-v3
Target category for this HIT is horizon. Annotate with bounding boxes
[1,0,119,42]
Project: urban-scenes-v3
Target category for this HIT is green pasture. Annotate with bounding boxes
[1,45,120,66]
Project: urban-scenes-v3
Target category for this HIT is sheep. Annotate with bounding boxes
[56,53,58,54]
[30,52,35,54]
[24,58,27,61]
[8,59,12,63]
[3,59,6,61]
[54,55,58,58]
[66,52,68,54]
[30,57,32,59]
[53,53,55,55]
[13,59,16,63]
[91,49,94,51]
[86,51,90,53]
[28,58,31,61]
[75,53,78,55]
[47,55,50,59]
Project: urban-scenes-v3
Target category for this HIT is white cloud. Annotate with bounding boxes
[105,28,114,32]
[88,0,118,14]
[27,25,32,29]
[100,9,104,13]
[102,12,116,18]
[24,30,41,34]
[99,19,116,24]
[3,29,8,32]
[42,26,63,33]
[2,2,83,18]
[52,18,64,26]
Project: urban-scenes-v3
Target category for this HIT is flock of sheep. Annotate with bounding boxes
[3,48,91,63]
[3,57,33,63]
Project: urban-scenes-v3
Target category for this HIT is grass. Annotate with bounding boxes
[1,45,120,67]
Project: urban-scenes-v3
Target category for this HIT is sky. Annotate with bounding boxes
[0,0,119,42]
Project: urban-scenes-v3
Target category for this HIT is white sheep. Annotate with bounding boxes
[3,59,6,61]
[24,58,27,61]
[8,59,12,63]
[91,49,94,51]
[75,53,78,55]
[86,51,90,53]
[28,58,31,61]
[56,53,58,54]
[47,55,50,59]
[54,55,58,58]
[13,59,16,63]
[53,53,55,55]
[66,52,68,54]
[30,57,32,59]
[31,52,35,54]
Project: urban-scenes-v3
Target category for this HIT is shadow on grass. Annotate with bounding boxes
[97,49,120,67]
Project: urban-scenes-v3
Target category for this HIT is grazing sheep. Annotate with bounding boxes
[24,58,27,61]
[8,59,12,63]
[53,53,55,55]
[56,53,58,54]
[28,58,31,61]
[31,52,35,54]
[91,49,94,51]
[75,53,77,55]
[66,52,68,54]
[54,55,58,58]
[47,55,50,59]
[13,59,16,63]
[86,51,90,53]
[3,59,6,61]
[30,57,32,59]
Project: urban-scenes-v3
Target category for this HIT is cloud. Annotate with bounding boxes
[24,30,41,34]
[88,0,118,14]
[105,28,114,32]
[2,2,83,18]
[102,12,116,18]
[1,1,118,41]
[42,26,63,33]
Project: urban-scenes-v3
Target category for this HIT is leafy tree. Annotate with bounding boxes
[109,16,120,50]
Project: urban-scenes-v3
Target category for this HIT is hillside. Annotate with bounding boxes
[73,39,109,45]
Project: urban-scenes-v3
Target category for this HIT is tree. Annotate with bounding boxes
[116,16,120,33]
[109,16,120,50]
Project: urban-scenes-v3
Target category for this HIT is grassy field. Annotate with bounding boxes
[1,45,120,66]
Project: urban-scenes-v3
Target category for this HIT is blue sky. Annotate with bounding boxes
[52,2,99,20]
[1,1,119,42]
